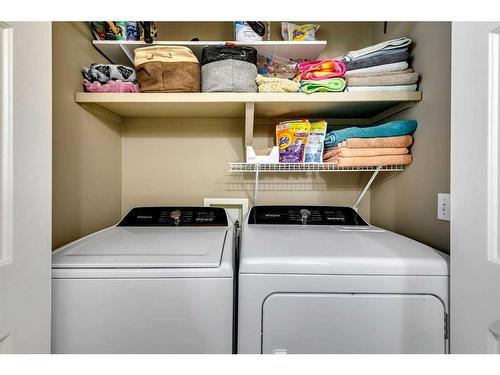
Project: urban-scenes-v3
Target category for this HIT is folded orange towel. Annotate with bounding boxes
[324,147,408,159]
[324,154,413,167]
[334,135,413,149]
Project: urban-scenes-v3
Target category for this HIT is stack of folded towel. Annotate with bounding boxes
[340,37,419,92]
[296,59,347,93]
[323,120,417,167]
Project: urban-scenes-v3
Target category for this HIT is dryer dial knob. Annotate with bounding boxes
[300,209,311,224]
[170,210,181,225]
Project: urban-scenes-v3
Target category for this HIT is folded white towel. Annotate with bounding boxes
[341,37,412,61]
[344,61,409,76]
[346,84,417,92]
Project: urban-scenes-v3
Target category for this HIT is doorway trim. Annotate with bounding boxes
[0,22,14,267]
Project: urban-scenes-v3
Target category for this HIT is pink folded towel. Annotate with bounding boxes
[324,147,409,159]
[83,79,140,93]
[324,154,413,167]
[296,59,347,80]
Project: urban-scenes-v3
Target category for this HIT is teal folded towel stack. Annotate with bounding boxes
[324,120,418,149]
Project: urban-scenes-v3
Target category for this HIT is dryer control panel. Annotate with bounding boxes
[118,207,228,226]
[248,206,367,226]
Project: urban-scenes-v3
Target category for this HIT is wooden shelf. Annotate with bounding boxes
[93,40,327,65]
[75,92,422,121]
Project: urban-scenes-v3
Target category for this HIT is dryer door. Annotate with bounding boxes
[262,293,445,354]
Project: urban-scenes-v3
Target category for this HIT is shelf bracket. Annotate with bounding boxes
[353,166,382,211]
[253,164,260,205]
[245,102,255,149]
[368,101,418,125]
[119,44,135,65]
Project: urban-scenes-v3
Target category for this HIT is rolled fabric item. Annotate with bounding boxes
[323,146,409,159]
[333,135,414,149]
[341,37,412,62]
[344,61,409,76]
[346,84,417,92]
[345,51,409,71]
[299,78,346,93]
[324,120,417,149]
[82,64,136,84]
[324,154,413,167]
[296,59,346,80]
[83,79,140,93]
[346,70,418,86]
[255,74,300,93]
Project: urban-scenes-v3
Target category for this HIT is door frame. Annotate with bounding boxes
[0,23,13,269]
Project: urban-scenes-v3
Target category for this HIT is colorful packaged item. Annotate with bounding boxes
[234,21,265,41]
[304,121,328,163]
[126,22,139,41]
[90,22,107,40]
[276,120,311,163]
[281,23,320,41]
[114,21,127,40]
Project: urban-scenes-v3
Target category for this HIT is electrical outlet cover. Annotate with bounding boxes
[437,193,451,221]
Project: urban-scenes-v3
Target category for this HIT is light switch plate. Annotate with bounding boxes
[437,193,451,221]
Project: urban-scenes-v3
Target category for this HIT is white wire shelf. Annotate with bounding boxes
[228,163,405,172]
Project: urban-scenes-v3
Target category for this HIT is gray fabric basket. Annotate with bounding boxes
[201,59,257,93]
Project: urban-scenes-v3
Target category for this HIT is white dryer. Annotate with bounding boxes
[52,207,236,354]
[238,205,449,354]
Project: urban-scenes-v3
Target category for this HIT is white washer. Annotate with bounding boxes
[238,205,449,354]
[52,207,235,354]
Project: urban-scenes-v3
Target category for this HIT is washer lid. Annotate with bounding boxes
[52,226,229,269]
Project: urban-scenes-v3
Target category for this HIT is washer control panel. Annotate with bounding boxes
[118,207,228,226]
[248,206,367,225]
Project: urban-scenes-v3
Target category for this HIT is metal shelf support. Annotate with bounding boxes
[254,164,260,204]
[352,166,382,211]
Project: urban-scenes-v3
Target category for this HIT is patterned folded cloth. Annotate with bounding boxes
[346,69,418,86]
[324,154,413,167]
[346,84,417,92]
[323,147,409,159]
[255,75,300,93]
[324,120,417,148]
[300,78,346,94]
[296,59,346,80]
[83,79,140,93]
[82,64,136,84]
[345,51,409,71]
[334,135,414,149]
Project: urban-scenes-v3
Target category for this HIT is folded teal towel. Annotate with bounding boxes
[324,120,417,148]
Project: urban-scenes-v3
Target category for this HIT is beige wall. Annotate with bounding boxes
[154,22,373,57]
[369,22,451,252]
[52,22,122,249]
[121,118,371,218]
